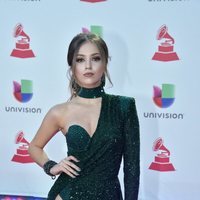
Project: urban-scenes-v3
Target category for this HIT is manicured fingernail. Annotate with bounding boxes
[75,172,79,176]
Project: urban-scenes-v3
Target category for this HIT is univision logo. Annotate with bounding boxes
[13,80,33,103]
[82,25,103,37]
[5,79,41,114]
[144,83,184,120]
[153,84,175,108]
[148,0,188,2]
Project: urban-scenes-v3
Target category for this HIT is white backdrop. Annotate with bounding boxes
[0,0,200,199]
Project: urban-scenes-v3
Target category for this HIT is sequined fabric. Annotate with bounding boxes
[47,94,140,200]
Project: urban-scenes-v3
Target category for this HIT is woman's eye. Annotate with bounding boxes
[92,56,101,62]
[76,58,84,63]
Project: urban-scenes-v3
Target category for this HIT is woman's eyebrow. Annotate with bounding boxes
[76,53,100,56]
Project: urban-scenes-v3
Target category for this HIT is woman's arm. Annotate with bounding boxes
[28,106,60,167]
[123,98,140,200]
[28,105,80,178]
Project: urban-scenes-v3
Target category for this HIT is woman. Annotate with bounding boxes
[28,33,140,200]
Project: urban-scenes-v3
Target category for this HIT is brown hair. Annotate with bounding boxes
[67,33,112,99]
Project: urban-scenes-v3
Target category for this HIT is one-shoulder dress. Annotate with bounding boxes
[47,94,140,200]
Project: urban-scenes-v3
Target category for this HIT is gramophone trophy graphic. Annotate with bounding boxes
[11,131,34,163]
[149,137,175,172]
[80,0,106,2]
[152,25,179,62]
[10,23,35,58]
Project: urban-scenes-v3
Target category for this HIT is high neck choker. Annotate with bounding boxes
[77,85,105,99]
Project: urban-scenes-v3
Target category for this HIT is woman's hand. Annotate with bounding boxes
[50,156,81,178]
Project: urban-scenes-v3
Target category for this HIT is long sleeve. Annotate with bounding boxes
[123,98,140,200]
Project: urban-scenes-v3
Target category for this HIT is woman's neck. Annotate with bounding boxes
[77,85,105,99]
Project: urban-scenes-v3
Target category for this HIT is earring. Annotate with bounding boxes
[101,74,105,87]
[72,77,80,96]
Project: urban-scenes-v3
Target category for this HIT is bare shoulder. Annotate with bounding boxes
[47,101,71,118]
[48,100,79,132]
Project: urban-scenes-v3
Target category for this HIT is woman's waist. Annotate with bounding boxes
[59,170,119,184]
[71,175,120,192]
[70,155,122,174]
[79,171,119,182]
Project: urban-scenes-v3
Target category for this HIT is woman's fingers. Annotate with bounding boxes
[59,165,77,178]
[63,157,81,172]
[67,155,79,163]
[58,156,81,178]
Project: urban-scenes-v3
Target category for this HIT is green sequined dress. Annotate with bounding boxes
[47,94,140,200]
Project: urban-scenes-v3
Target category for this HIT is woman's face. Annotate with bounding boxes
[74,41,105,88]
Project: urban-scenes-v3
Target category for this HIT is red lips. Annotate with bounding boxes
[83,73,94,77]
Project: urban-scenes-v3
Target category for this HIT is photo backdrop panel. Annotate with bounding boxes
[0,0,200,199]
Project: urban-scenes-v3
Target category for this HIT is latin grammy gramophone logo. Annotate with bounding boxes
[149,137,175,172]
[152,25,179,62]
[11,131,34,163]
[10,23,35,58]
[82,25,103,37]
[80,0,106,3]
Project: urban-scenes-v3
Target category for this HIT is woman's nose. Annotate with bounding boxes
[85,59,92,69]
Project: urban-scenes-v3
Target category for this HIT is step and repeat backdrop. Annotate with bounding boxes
[0,0,200,200]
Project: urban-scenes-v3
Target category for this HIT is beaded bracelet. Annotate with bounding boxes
[43,160,57,179]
